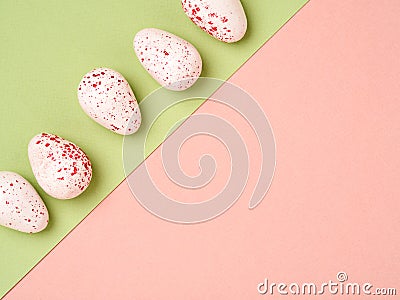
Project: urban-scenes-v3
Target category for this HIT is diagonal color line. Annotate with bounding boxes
[1,1,310,298]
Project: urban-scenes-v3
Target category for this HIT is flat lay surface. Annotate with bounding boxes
[0,0,307,297]
[2,0,400,299]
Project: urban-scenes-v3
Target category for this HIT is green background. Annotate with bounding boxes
[0,0,307,297]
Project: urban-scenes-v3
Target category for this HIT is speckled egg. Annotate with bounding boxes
[181,0,247,43]
[78,68,141,135]
[134,28,202,91]
[28,133,92,200]
[0,171,49,233]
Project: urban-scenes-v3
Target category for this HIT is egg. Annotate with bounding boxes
[28,133,92,200]
[0,171,49,233]
[181,0,247,43]
[78,68,141,135]
[134,28,202,91]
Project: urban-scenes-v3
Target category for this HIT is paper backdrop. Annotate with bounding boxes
[0,0,307,298]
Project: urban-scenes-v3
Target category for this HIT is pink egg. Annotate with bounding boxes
[181,0,247,43]
[0,171,49,233]
[78,68,141,135]
[134,28,202,91]
[28,133,92,200]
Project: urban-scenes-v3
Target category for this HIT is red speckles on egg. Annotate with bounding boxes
[28,133,92,200]
[134,28,202,91]
[181,0,247,43]
[78,68,141,135]
[0,172,49,233]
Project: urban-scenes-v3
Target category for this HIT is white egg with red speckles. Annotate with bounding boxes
[28,133,92,200]
[0,171,49,233]
[78,68,141,135]
[134,28,202,91]
[181,0,247,43]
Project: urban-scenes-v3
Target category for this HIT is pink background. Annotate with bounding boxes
[5,0,400,299]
